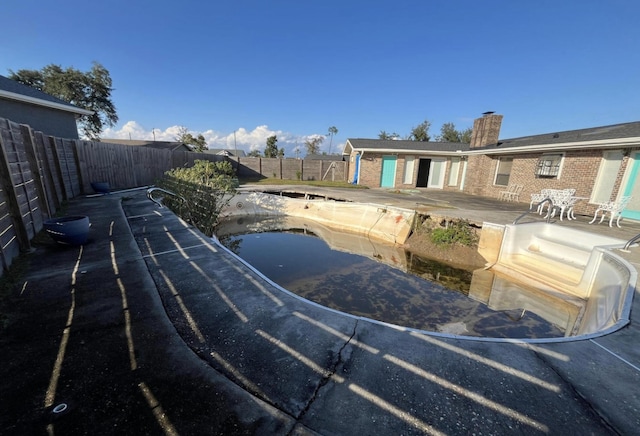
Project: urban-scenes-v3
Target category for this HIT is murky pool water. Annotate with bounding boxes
[216,217,575,339]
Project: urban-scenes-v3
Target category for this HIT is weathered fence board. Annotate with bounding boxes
[0,120,34,256]
[0,187,18,271]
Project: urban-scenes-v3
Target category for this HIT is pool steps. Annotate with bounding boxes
[489,222,627,299]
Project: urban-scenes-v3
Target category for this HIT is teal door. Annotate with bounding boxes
[622,152,640,220]
[380,155,397,188]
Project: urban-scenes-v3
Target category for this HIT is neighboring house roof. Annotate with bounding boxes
[0,74,93,116]
[473,120,640,154]
[203,148,247,157]
[100,139,192,152]
[345,139,468,156]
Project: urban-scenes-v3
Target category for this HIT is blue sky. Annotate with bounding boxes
[3,1,639,156]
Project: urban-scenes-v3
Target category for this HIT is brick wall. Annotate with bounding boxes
[358,154,383,186]
[463,149,636,216]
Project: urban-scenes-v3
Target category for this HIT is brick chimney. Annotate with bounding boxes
[470,112,503,148]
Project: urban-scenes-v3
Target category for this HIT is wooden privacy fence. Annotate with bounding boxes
[0,118,182,276]
[0,116,348,276]
[231,157,348,182]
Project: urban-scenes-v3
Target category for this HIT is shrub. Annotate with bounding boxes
[429,220,478,247]
[157,160,238,235]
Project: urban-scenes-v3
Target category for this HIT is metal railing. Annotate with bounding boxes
[146,187,186,208]
[623,233,640,251]
[513,197,554,225]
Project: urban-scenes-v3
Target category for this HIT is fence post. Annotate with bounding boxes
[20,125,52,218]
[72,140,86,194]
[0,129,32,252]
[48,136,69,201]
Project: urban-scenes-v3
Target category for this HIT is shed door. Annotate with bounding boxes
[380,155,397,188]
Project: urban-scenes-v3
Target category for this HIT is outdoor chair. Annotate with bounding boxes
[589,196,632,228]
[499,184,522,202]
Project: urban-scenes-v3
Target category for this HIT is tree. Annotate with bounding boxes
[435,123,473,143]
[378,130,400,140]
[175,126,207,152]
[460,127,473,144]
[264,135,279,158]
[410,119,431,141]
[304,136,324,155]
[9,62,118,140]
[327,126,338,154]
[247,149,261,157]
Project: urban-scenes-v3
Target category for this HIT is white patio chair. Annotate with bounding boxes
[498,184,518,201]
[589,196,632,227]
[505,185,523,202]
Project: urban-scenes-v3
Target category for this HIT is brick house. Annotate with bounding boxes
[0,74,92,139]
[343,113,640,220]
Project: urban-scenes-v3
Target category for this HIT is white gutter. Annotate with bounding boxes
[348,136,640,157]
[349,148,466,156]
[466,136,640,155]
[0,89,94,116]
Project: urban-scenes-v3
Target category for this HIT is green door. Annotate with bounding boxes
[380,155,397,188]
[622,152,640,220]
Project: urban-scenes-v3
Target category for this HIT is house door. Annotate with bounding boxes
[621,152,640,220]
[416,159,431,187]
[380,155,397,188]
[427,158,446,189]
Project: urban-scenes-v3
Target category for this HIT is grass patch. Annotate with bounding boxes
[239,178,367,189]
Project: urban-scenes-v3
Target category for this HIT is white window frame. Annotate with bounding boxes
[494,157,513,186]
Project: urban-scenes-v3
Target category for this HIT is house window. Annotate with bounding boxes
[494,157,513,186]
[403,156,415,184]
[448,157,460,186]
[535,153,563,178]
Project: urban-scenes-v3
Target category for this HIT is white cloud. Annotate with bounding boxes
[101,122,345,157]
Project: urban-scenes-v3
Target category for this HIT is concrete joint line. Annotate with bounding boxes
[127,213,162,219]
[589,338,640,372]
[141,244,210,258]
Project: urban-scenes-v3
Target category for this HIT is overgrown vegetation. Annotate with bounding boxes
[429,220,478,246]
[415,217,479,247]
[157,160,238,236]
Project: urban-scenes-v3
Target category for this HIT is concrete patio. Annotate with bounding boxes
[1,186,639,435]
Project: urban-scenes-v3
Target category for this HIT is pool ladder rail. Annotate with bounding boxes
[513,198,554,225]
[146,187,187,208]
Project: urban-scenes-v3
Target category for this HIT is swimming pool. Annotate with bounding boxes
[216,216,625,340]
[217,193,636,342]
